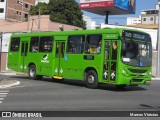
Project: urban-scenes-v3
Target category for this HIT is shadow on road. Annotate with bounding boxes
[140,104,160,111]
[10,76,147,92]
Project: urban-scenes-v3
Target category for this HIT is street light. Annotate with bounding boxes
[157,1,160,78]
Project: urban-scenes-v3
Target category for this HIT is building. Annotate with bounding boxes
[0,0,6,20]
[35,0,49,5]
[127,4,159,25]
[141,9,158,24]
[127,16,141,25]
[83,15,97,29]
[0,0,35,22]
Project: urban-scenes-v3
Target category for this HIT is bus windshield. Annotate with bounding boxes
[121,40,152,67]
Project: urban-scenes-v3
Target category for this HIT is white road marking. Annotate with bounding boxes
[0,90,9,103]
[0,93,8,95]
[0,98,4,100]
[0,90,9,92]
[0,95,6,97]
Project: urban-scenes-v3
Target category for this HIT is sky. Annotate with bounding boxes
[76,0,158,25]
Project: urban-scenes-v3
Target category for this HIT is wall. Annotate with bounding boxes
[6,0,35,21]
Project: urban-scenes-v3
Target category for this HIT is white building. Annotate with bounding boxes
[141,9,158,24]
[35,0,49,5]
[83,15,97,29]
[127,16,141,25]
[0,0,6,19]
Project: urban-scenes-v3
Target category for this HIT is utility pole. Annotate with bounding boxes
[38,0,41,32]
[0,32,2,71]
[157,1,160,78]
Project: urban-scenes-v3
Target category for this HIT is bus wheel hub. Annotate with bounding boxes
[30,69,35,77]
[88,75,94,84]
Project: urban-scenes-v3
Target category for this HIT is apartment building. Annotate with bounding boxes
[127,4,159,26]
[141,9,158,24]
[127,16,141,25]
[0,0,35,22]
[0,0,6,19]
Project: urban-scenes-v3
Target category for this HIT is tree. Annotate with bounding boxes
[29,2,49,15]
[48,0,86,28]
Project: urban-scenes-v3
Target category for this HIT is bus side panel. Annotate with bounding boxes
[8,37,21,72]
[8,51,20,72]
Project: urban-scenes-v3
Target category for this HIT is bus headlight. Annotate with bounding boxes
[120,68,129,76]
[147,71,152,77]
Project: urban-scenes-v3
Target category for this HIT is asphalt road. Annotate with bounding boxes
[0,74,160,119]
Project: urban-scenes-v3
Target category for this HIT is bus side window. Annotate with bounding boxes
[30,37,39,52]
[10,38,20,52]
[105,42,110,60]
[39,37,53,53]
[85,35,102,54]
[67,35,85,54]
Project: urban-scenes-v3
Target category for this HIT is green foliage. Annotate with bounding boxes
[29,0,86,29]
[29,2,49,15]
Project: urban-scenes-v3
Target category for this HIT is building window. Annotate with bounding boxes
[17,0,23,5]
[143,18,146,21]
[150,17,153,21]
[24,14,28,20]
[0,8,4,13]
[16,11,21,15]
[25,4,29,8]
[0,0,5,2]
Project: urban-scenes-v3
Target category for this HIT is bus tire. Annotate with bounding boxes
[28,65,41,80]
[85,70,98,89]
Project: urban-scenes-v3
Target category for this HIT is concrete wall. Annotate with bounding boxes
[0,52,7,71]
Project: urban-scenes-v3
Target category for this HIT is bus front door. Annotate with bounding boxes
[54,41,65,78]
[20,42,28,72]
[103,41,118,83]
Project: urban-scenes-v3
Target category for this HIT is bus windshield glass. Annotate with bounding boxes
[121,40,152,67]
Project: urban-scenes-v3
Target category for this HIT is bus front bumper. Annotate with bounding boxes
[117,74,151,86]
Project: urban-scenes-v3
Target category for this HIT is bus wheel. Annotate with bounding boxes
[85,70,98,89]
[28,65,41,80]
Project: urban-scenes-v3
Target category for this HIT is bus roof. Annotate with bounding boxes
[11,28,149,38]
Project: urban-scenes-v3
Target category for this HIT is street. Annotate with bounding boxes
[0,74,160,112]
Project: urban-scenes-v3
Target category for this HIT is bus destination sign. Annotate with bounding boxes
[122,30,151,42]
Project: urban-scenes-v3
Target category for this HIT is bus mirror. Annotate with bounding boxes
[123,58,130,62]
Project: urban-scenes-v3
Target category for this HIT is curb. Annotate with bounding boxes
[0,72,27,76]
[0,80,20,89]
[152,78,160,80]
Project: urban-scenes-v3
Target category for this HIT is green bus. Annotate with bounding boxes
[8,28,152,88]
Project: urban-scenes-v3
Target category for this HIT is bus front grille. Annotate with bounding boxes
[128,69,147,73]
[132,79,144,83]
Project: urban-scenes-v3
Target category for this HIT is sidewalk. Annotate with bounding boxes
[0,70,23,89]
[0,70,27,76]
